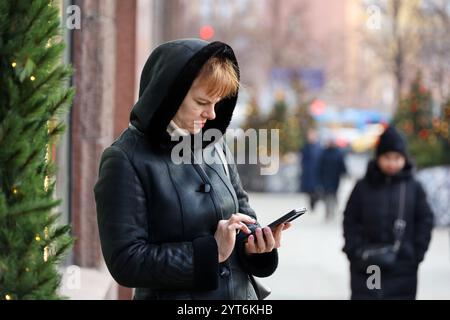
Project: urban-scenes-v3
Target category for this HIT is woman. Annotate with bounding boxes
[342,126,434,299]
[94,39,290,300]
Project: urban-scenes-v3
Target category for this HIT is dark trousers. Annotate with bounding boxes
[323,192,337,220]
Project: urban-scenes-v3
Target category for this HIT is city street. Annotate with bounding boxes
[248,177,450,300]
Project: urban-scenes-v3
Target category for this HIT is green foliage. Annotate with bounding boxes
[394,72,450,168]
[0,0,74,299]
[242,93,315,158]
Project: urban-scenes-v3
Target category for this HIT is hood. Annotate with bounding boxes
[364,158,414,187]
[130,38,240,149]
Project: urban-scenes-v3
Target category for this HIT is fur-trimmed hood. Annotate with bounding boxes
[130,39,240,149]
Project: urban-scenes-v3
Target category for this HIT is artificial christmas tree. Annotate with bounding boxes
[394,72,449,167]
[0,0,74,299]
[264,93,301,157]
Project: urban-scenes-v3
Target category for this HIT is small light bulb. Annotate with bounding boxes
[30,76,36,81]
[5,294,12,300]
[35,235,41,242]
[11,62,17,68]
[44,247,49,262]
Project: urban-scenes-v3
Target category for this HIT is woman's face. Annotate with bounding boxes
[377,152,406,176]
[172,78,221,134]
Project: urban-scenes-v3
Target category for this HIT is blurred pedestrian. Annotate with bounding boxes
[342,126,434,299]
[299,129,322,211]
[318,137,347,220]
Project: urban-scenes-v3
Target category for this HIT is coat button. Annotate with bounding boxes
[197,183,211,193]
[220,266,230,277]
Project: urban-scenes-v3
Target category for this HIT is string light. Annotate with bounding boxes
[5,294,12,300]
[44,176,50,192]
[11,62,17,68]
[43,227,49,262]
[44,143,50,192]
[30,75,36,81]
[35,235,41,242]
[43,246,49,262]
[25,267,30,272]
[12,187,18,194]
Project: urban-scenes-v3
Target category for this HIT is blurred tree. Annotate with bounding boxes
[236,95,266,191]
[394,72,449,167]
[263,91,301,157]
[170,0,312,95]
[291,77,315,150]
[420,0,450,105]
[440,98,450,164]
[242,95,264,132]
[0,0,74,299]
[364,0,423,111]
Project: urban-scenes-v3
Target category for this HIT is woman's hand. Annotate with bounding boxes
[245,223,292,255]
[214,213,255,263]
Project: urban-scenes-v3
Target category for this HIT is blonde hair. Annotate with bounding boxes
[195,56,239,98]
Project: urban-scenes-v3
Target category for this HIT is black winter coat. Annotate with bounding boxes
[299,143,322,193]
[318,146,346,194]
[94,39,278,300]
[342,160,433,299]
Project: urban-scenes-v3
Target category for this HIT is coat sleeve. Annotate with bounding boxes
[342,181,365,260]
[413,181,434,264]
[223,141,279,277]
[94,146,218,290]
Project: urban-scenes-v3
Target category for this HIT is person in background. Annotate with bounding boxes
[342,126,434,299]
[299,128,322,212]
[318,137,347,221]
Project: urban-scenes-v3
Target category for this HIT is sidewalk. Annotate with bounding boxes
[248,177,450,300]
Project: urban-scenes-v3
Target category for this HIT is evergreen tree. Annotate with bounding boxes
[0,0,74,299]
[291,77,315,151]
[438,98,450,164]
[242,95,263,132]
[264,92,301,157]
[394,72,449,167]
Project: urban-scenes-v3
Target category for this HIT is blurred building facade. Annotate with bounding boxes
[157,0,397,113]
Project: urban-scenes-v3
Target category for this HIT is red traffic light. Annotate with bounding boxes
[199,25,214,40]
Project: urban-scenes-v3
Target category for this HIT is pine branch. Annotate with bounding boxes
[8,199,60,218]
[21,1,49,40]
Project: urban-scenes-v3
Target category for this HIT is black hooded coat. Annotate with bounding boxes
[343,159,433,299]
[94,39,278,300]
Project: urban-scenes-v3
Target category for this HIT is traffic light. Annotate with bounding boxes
[199,25,214,40]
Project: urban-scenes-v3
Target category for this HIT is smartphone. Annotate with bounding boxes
[267,207,307,230]
[244,207,307,237]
